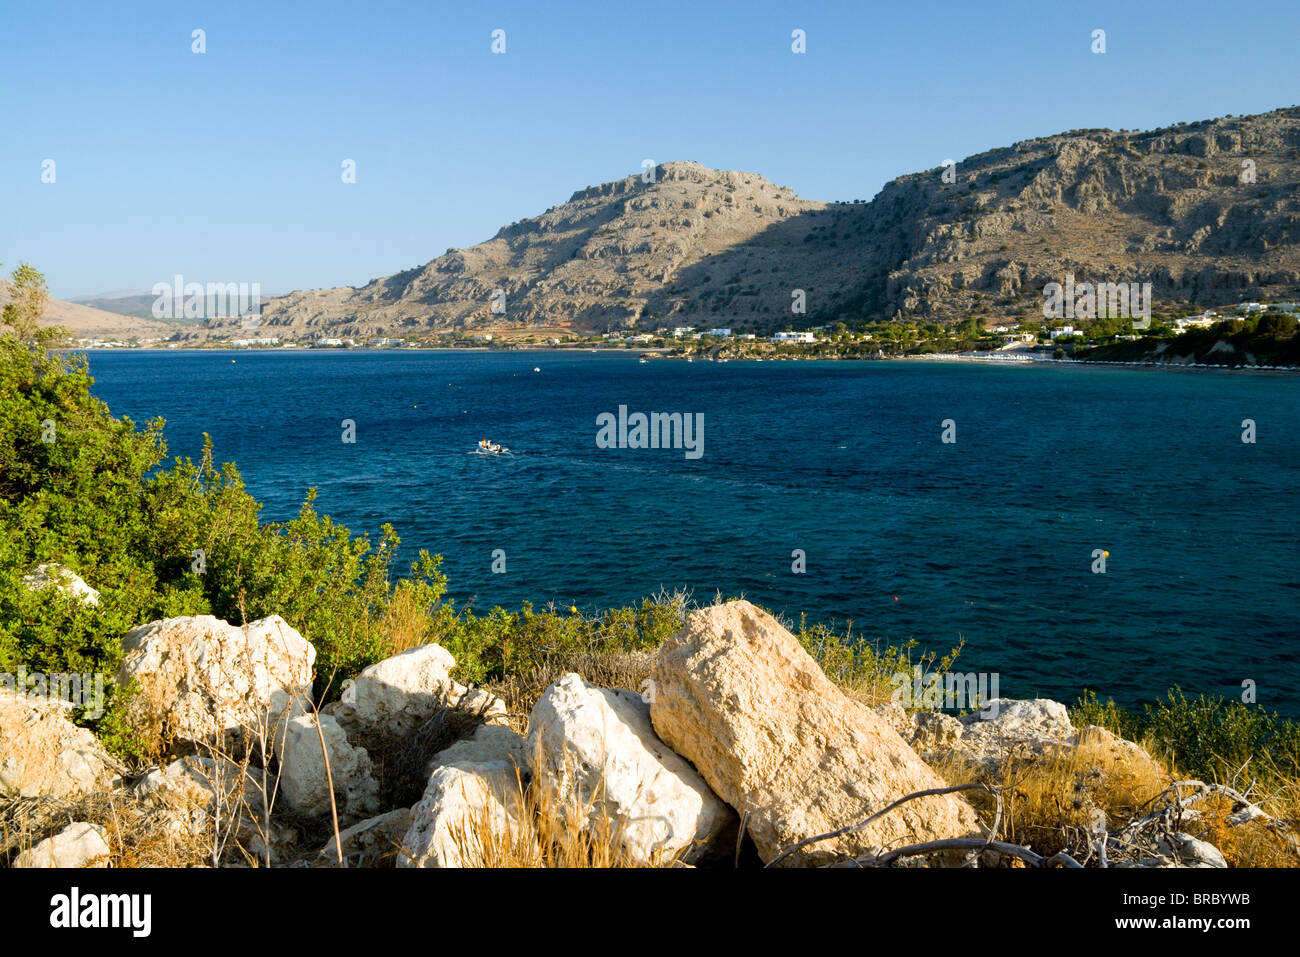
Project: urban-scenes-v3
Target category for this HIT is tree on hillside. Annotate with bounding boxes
[1,261,63,345]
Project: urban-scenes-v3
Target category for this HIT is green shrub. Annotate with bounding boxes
[1073,688,1300,786]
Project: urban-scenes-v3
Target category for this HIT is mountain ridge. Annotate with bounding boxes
[202,107,1300,340]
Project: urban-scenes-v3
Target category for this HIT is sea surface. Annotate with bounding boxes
[85,350,1300,715]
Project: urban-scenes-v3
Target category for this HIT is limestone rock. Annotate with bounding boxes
[399,720,529,868]
[116,615,314,753]
[132,755,272,846]
[0,691,119,799]
[427,723,526,779]
[956,698,1075,768]
[528,673,733,865]
[912,711,964,751]
[1156,831,1228,868]
[399,761,525,868]
[21,564,99,606]
[14,821,110,868]
[277,713,380,823]
[334,644,507,744]
[649,600,980,866]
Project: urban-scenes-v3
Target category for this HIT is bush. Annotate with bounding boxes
[1073,688,1300,786]
[0,321,449,754]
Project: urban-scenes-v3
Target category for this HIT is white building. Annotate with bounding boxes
[672,326,695,337]
[1238,302,1264,313]
[707,328,732,338]
[1048,325,1080,340]
[772,331,815,343]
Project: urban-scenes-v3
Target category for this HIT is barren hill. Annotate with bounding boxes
[2,282,175,340]
[207,107,1300,339]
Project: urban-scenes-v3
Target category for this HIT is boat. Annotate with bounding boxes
[475,438,509,455]
[639,358,647,364]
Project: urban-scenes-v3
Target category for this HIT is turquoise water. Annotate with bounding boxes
[85,350,1300,715]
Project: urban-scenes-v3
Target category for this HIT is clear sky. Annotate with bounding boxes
[2,0,1296,299]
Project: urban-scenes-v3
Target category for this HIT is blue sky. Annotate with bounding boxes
[2,0,1296,299]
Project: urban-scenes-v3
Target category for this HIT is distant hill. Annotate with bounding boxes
[66,290,179,322]
[203,107,1300,339]
[1,283,176,339]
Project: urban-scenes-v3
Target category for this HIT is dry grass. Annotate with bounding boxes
[423,765,684,869]
[927,734,1300,867]
[374,585,436,656]
[931,737,1168,859]
[1,791,214,868]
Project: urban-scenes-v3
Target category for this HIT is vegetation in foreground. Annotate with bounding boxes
[2,262,1296,866]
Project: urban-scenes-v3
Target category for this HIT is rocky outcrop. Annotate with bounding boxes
[649,600,981,866]
[0,691,120,799]
[528,673,734,865]
[14,821,110,868]
[21,564,100,606]
[116,615,315,753]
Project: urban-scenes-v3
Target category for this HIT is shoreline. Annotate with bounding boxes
[65,345,1300,374]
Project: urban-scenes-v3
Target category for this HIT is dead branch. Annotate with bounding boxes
[765,783,997,868]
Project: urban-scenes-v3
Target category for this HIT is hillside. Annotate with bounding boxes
[206,107,1300,339]
[1,282,175,340]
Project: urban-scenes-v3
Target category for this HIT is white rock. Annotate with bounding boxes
[15,822,110,868]
[0,691,119,799]
[912,711,964,750]
[650,601,980,866]
[956,698,1074,767]
[22,564,99,606]
[427,723,526,776]
[528,672,734,865]
[116,615,315,752]
[400,762,525,868]
[132,755,271,845]
[336,644,507,742]
[1156,832,1228,868]
[277,713,380,823]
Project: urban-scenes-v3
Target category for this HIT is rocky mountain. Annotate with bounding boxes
[207,107,1300,339]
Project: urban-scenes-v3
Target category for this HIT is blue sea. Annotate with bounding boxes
[85,350,1300,715]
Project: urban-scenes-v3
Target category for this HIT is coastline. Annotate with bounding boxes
[62,345,1300,373]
